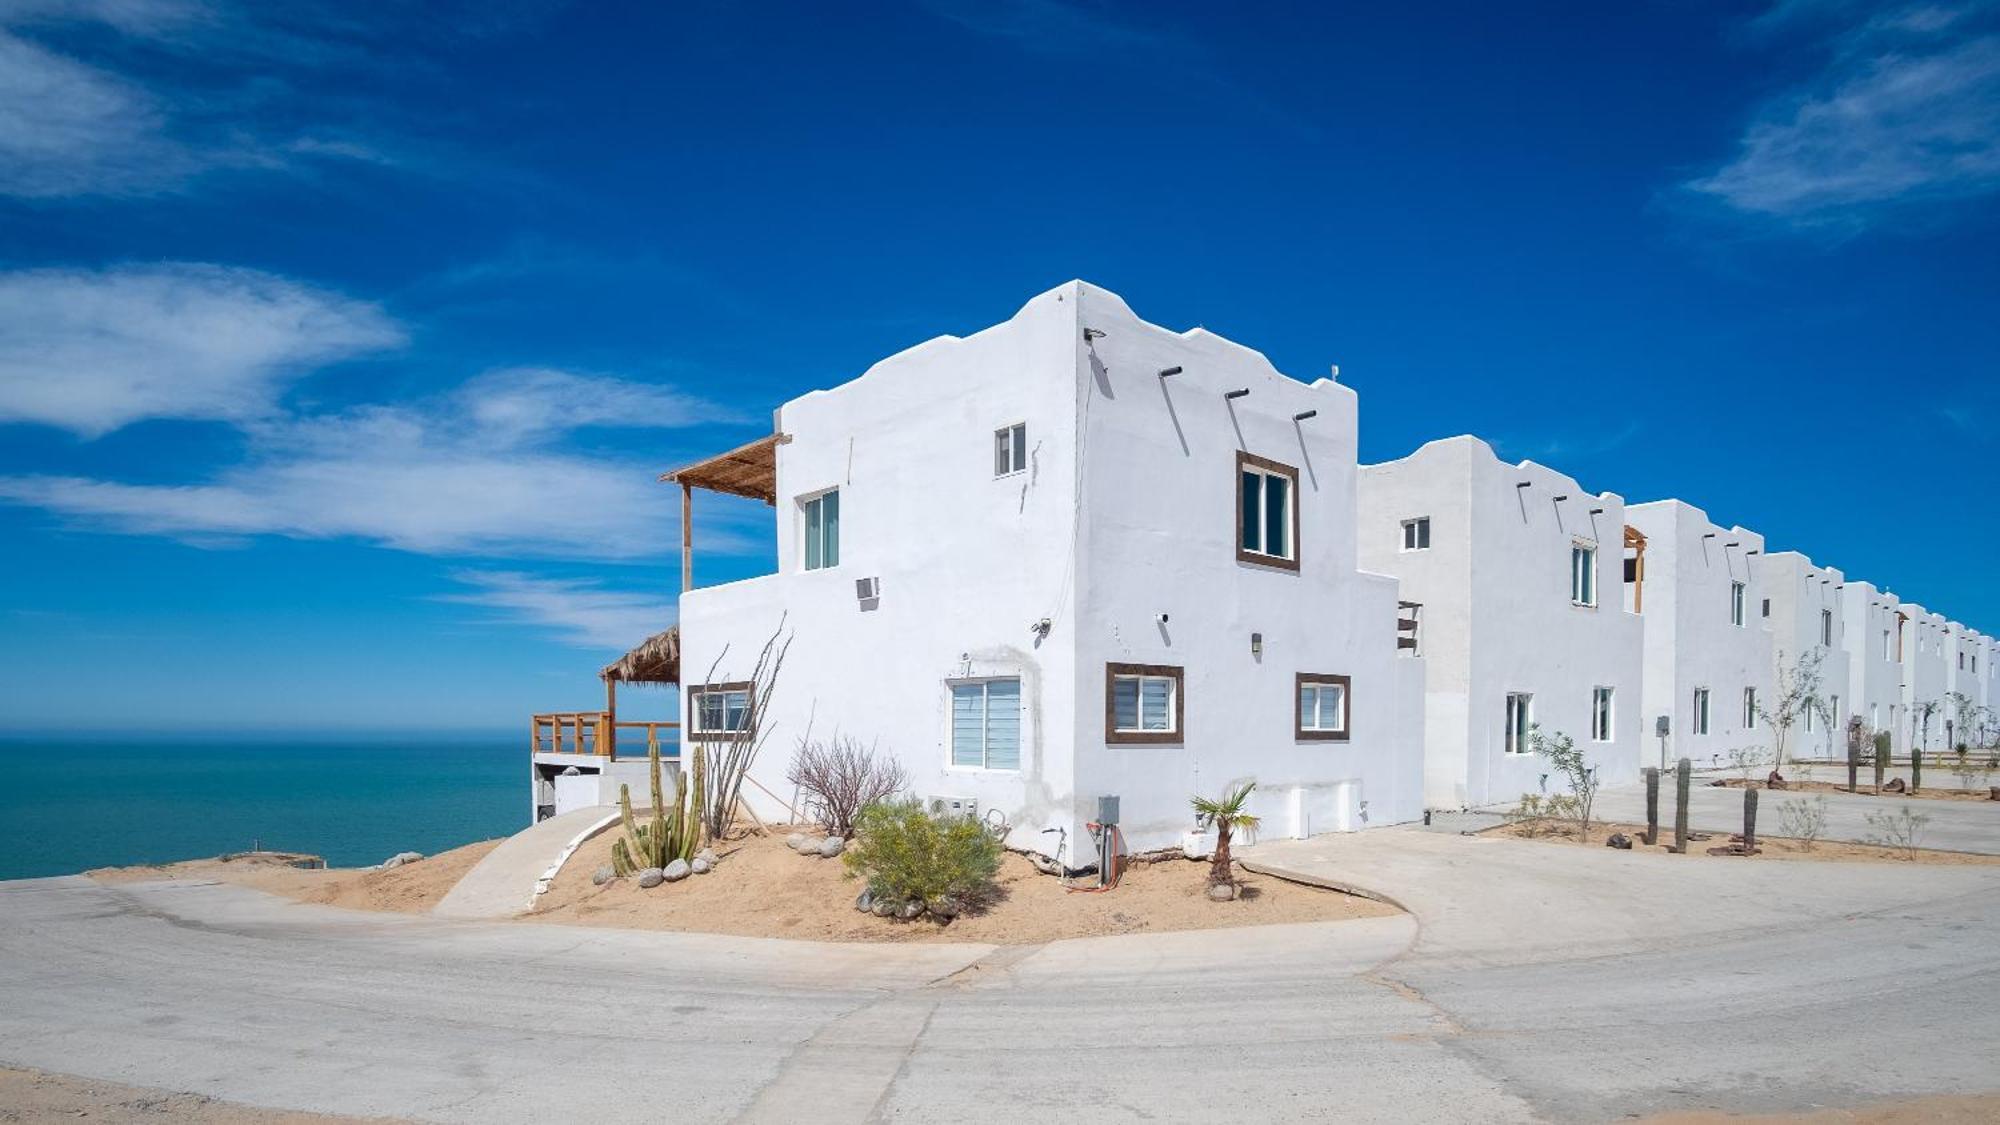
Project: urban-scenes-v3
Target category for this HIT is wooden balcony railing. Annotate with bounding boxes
[530,712,680,760]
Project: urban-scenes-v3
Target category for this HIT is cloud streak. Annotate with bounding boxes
[1686,3,2000,226]
[442,570,676,650]
[0,262,404,436]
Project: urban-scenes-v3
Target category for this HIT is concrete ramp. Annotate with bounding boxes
[433,805,619,919]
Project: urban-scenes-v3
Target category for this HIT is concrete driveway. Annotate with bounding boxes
[1581,777,2000,854]
[4,829,1999,1123]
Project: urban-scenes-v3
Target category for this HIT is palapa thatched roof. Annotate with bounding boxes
[600,625,679,685]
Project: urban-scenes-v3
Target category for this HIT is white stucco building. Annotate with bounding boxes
[671,282,1426,860]
[1357,436,1642,809]
[1900,602,1952,754]
[1760,551,1850,760]
[1624,500,1774,770]
[1838,580,1906,750]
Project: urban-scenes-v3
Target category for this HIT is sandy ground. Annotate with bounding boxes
[1710,776,2000,802]
[88,839,502,914]
[527,829,1400,943]
[1484,819,2000,864]
[1640,1093,2000,1123]
[0,1065,397,1123]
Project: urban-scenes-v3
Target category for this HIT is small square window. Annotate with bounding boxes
[1237,452,1299,570]
[1297,673,1351,741]
[994,423,1027,477]
[1401,517,1431,551]
[689,682,753,735]
[1106,663,1182,744]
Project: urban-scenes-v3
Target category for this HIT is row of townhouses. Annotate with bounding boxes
[646,282,1997,859]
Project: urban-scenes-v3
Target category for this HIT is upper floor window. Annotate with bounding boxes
[1571,543,1597,607]
[994,423,1027,477]
[1882,628,1892,661]
[1730,581,1747,627]
[1504,692,1534,755]
[950,679,1021,770]
[1591,686,1614,742]
[689,682,753,735]
[1297,674,1351,741]
[802,489,840,570]
[1821,609,1833,647]
[1106,663,1182,744]
[1237,452,1298,570]
[1401,517,1431,551]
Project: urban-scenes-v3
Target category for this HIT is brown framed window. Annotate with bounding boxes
[688,681,754,735]
[1236,451,1299,571]
[1296,673,1351,741]
[1106,663,1183,744]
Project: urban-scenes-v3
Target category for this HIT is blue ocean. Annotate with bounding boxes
[0,733,532,880]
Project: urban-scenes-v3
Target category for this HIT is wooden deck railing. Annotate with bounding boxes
[530,712,680,760]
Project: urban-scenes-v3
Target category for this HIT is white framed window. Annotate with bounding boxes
[1571,543,1597,607]
[1743,687,1757,728]
[1730,581,1746,627]
[1821,609,1833,647]
[1871,702,1880,729]
[993,423,1027,477]
[1238,453,1298,567]
[1882,629,1892,661]
[950,679,1021,770]
[801,489,840,570]
[689,683,752,734]
[1401,517,1431,551]
[1693,688,1711,736]
[1591,686,1614,742]
[1107,663,1181,743]
[1297,674,1351,741]
[1504,692,1534,755]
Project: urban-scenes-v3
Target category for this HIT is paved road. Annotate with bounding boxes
[4,829,1998,1123]
[1581,776,2000,855]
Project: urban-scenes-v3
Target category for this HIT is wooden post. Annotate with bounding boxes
[573,714,585,758]
[1642,767,1659,846]
[604,679,618,759]
[1742,787,1758,855]
[680,480,693,594]
[1672,758,1691,854]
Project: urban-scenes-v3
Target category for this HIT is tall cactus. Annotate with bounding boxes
[611,740,696,876]
[1911,747,1922,793]
[690,742,707,850]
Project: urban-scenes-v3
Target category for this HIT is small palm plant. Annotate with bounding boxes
[1191,781,1260,889]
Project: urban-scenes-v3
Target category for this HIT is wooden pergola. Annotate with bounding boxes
[596,626,680,758]
[1624,524,1648,613]
[660,432,790,592]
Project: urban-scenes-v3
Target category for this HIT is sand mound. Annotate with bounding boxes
[89,838,503,914]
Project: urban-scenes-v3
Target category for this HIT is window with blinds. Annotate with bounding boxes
[949,679,1020,770]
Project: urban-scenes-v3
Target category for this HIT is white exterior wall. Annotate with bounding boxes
[1761,552,1851,759]
[1839,581,1905,746]
[679,282,1425,859]
[679,285,1086,853]
[1901,603,1950,753]
[1066,286,1424,850]
[1359,436,1643,808]
[1626,500,1774,768]
[1942,623,1988,748]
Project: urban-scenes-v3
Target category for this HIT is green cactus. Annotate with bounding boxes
[1911,747,1922,793]
[610,741,697,876]
[690,742,707,850]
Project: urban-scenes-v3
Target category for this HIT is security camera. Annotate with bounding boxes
[1156,613,1170,625]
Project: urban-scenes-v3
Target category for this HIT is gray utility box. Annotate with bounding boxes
[1096,795,1120,827]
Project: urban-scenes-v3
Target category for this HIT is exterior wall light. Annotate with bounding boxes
[1251,632,1263,657]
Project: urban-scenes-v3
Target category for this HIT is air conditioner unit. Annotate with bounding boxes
[928,795,978,820]
[855,576,881,601]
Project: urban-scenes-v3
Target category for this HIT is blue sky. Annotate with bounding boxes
[2,0,1996,729]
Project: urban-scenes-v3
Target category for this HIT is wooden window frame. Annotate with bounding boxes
[1236,451,1301,572]
[1105,662,1184,745]
[1296,673,1352,742]
[687,680,754,736]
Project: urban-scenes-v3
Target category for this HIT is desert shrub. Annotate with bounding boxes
[1863,806,1931,861]
[844,799,1001,907]
[786,735,908,838]
[1726,745,1769,783]
[1531,725,1598,842]
[1777,796,1827,851]
[1505,792,1579,838]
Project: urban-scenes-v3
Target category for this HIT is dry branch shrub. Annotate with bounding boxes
[786,735,908,838]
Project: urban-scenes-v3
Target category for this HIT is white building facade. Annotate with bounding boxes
[1358,436,1643,809]
[1625,500,1774,770]
[675,282,1426,859]
[1760,551,1850,760]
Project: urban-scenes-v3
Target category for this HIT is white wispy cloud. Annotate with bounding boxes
[0,262,404,436]
[0,30,198,197]
[442,570,676,650]
[1687,3,2000,225]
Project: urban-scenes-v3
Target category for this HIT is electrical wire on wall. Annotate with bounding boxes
[1063,822,1124,894]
